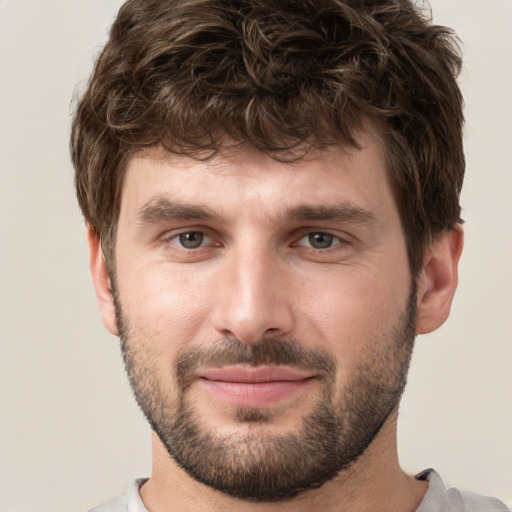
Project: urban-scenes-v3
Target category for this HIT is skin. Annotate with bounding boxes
[88,131,463,512]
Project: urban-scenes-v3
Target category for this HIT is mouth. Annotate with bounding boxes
[196,365,316,407]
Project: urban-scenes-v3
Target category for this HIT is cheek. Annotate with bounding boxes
[118,264,212,354]
[298,265,410,368]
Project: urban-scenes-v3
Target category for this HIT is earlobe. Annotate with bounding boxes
[415,225,464,335]
[87,227,119,335]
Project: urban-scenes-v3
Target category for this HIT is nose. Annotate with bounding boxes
[212,244,295,344]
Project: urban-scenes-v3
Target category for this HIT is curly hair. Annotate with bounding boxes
[71,0,464,276]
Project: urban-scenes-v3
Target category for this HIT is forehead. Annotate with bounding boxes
[121,132,394,218]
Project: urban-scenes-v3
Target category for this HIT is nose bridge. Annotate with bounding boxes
[235,242,274,313]
[212,236,294,343]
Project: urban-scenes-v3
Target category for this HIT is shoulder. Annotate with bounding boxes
[458,490,510,512]
[417,469,510,512]
[87,494,127,512]
[86,478,148,512]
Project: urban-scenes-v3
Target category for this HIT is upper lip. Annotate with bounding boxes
[197,365,315,383]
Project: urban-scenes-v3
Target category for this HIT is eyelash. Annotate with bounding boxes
[167,231,216,250]
[165,229,350,252]
[294,232,348,250]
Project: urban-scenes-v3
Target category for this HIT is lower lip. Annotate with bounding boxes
[198,378,313,407]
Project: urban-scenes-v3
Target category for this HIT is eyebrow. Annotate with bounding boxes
[137,198,220,225]
[137,197,377,227]
[288,203,377,225]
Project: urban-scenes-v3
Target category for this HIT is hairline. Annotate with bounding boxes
[100,123,424,278]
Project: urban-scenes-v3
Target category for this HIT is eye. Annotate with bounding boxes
[297,232,341,250]
[160,229,221,262]
[173,231,209,249]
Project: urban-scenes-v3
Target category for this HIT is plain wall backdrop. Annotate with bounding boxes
[0,1,511,510]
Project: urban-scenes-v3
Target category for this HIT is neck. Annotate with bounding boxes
[140,411,428,512]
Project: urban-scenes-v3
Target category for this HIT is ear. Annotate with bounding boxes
[87,227,118,335]
[415,225,464,335]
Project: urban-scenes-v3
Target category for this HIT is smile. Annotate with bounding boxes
[196,366,316,407]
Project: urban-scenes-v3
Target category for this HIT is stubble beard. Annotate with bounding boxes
[113,283,417,502]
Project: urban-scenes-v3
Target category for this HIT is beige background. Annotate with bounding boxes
[0,1,511,510]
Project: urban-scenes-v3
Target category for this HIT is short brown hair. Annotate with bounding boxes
[71,0,464,276]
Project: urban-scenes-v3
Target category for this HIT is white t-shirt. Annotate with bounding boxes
[87,469,510,512]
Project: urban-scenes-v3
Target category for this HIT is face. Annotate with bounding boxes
[108,134,417,500]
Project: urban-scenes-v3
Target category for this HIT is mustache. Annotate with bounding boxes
[174,337,337,387]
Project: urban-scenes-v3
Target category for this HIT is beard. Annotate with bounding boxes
[114,283,417,502]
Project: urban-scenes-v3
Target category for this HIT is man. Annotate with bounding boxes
[71,0,509,511]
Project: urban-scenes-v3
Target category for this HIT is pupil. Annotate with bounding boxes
[179,232,203,249]
[309,232,333,249]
